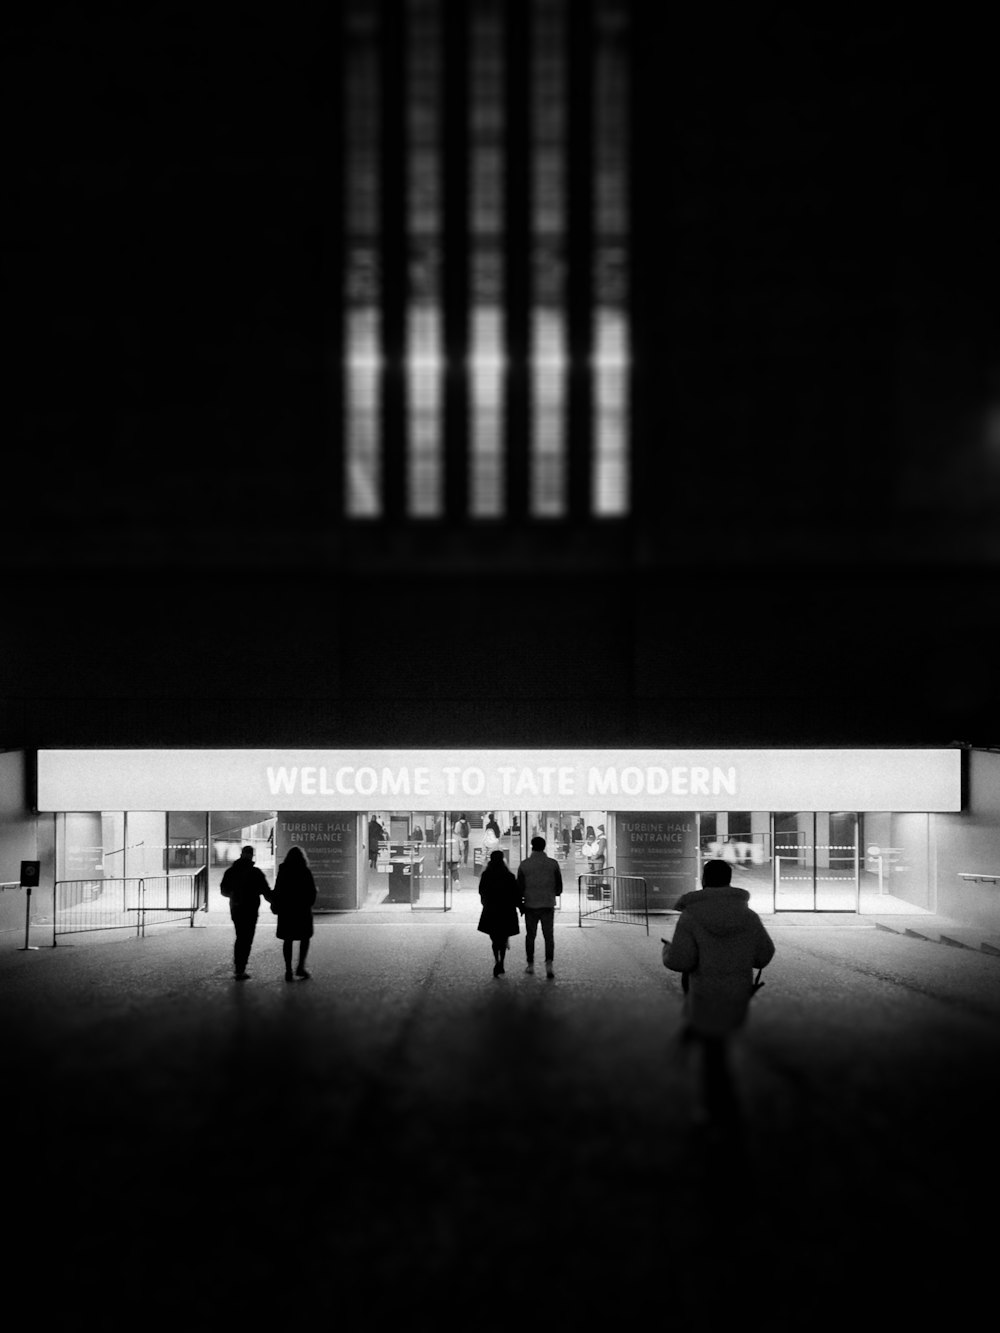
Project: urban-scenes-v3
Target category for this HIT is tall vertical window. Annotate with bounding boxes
[341,0,630,521]
[345,0,381,516]
[407,0,444,516]
[469,0,505,517]
[531,0,568,517]
[592,0,629,516]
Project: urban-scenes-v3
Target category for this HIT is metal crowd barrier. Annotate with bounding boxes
[52,867,208,945]
[577,870,649,935]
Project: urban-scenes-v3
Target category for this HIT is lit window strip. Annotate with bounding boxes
[344,0,629,524]
[530,0,567,518]
[345,2,381,517]
[469,0,505,517]
[593,0,629,517]
[406,0,444,517]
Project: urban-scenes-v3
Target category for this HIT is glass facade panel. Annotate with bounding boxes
[56,812,112,884]
[861,812,933,913]
[362,810,521,911]
[167,811,210,871]
[51,803,944,921]
[124,812,167,880]
[52,811,188,935]
[816,811,859,910]
[774,811,816,910]
[530,810,603,909]
[210,811,276,899]
[772,813,861,912]
[364,809,445,908]
[699,811,773,915]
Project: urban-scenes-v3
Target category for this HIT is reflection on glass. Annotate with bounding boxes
[345,1,381,516]
[407,0,444,516]
[593,0,629,516]
[470,0,505,516]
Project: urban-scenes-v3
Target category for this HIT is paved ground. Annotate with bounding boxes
[3,908,999,1328]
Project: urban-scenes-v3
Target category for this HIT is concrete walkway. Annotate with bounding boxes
[3,909,999,1328]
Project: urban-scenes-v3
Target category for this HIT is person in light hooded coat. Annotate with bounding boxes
[664,858,775,1121]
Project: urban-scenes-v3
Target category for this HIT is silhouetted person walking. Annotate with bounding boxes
[517,835,563,978]
[220,844,270,980]
[664,859,775,1125]
[270,845,317,981]
[477,849,520,977]
[368,815,384,870]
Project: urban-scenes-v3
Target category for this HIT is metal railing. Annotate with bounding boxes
[52,866,207,944]
[578,869,649,934]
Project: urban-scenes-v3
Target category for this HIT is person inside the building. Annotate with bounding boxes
[368,814,385,871]
[584,824,607,884]
[444,822,462,886]
[594,824,608,867]
[455,813,471,865]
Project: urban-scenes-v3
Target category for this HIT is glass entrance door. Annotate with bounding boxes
[363,810,452,911]
[774,812,816,910]
[819,812,859,910]
[773,812,859,911]
[525,811,608,910]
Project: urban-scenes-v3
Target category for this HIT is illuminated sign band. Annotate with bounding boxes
[266,762,738,800]
[35,749,962,813]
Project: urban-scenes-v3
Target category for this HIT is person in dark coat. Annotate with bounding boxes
[477,849,520,977]
[270,845,318,981]
[664,859,775,1124]
[220,845,271,980]
[368,816,384,870]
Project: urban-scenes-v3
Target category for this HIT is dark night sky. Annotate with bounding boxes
[3,4,998,748]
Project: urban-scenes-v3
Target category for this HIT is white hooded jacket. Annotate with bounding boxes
[665,885,775,1037]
